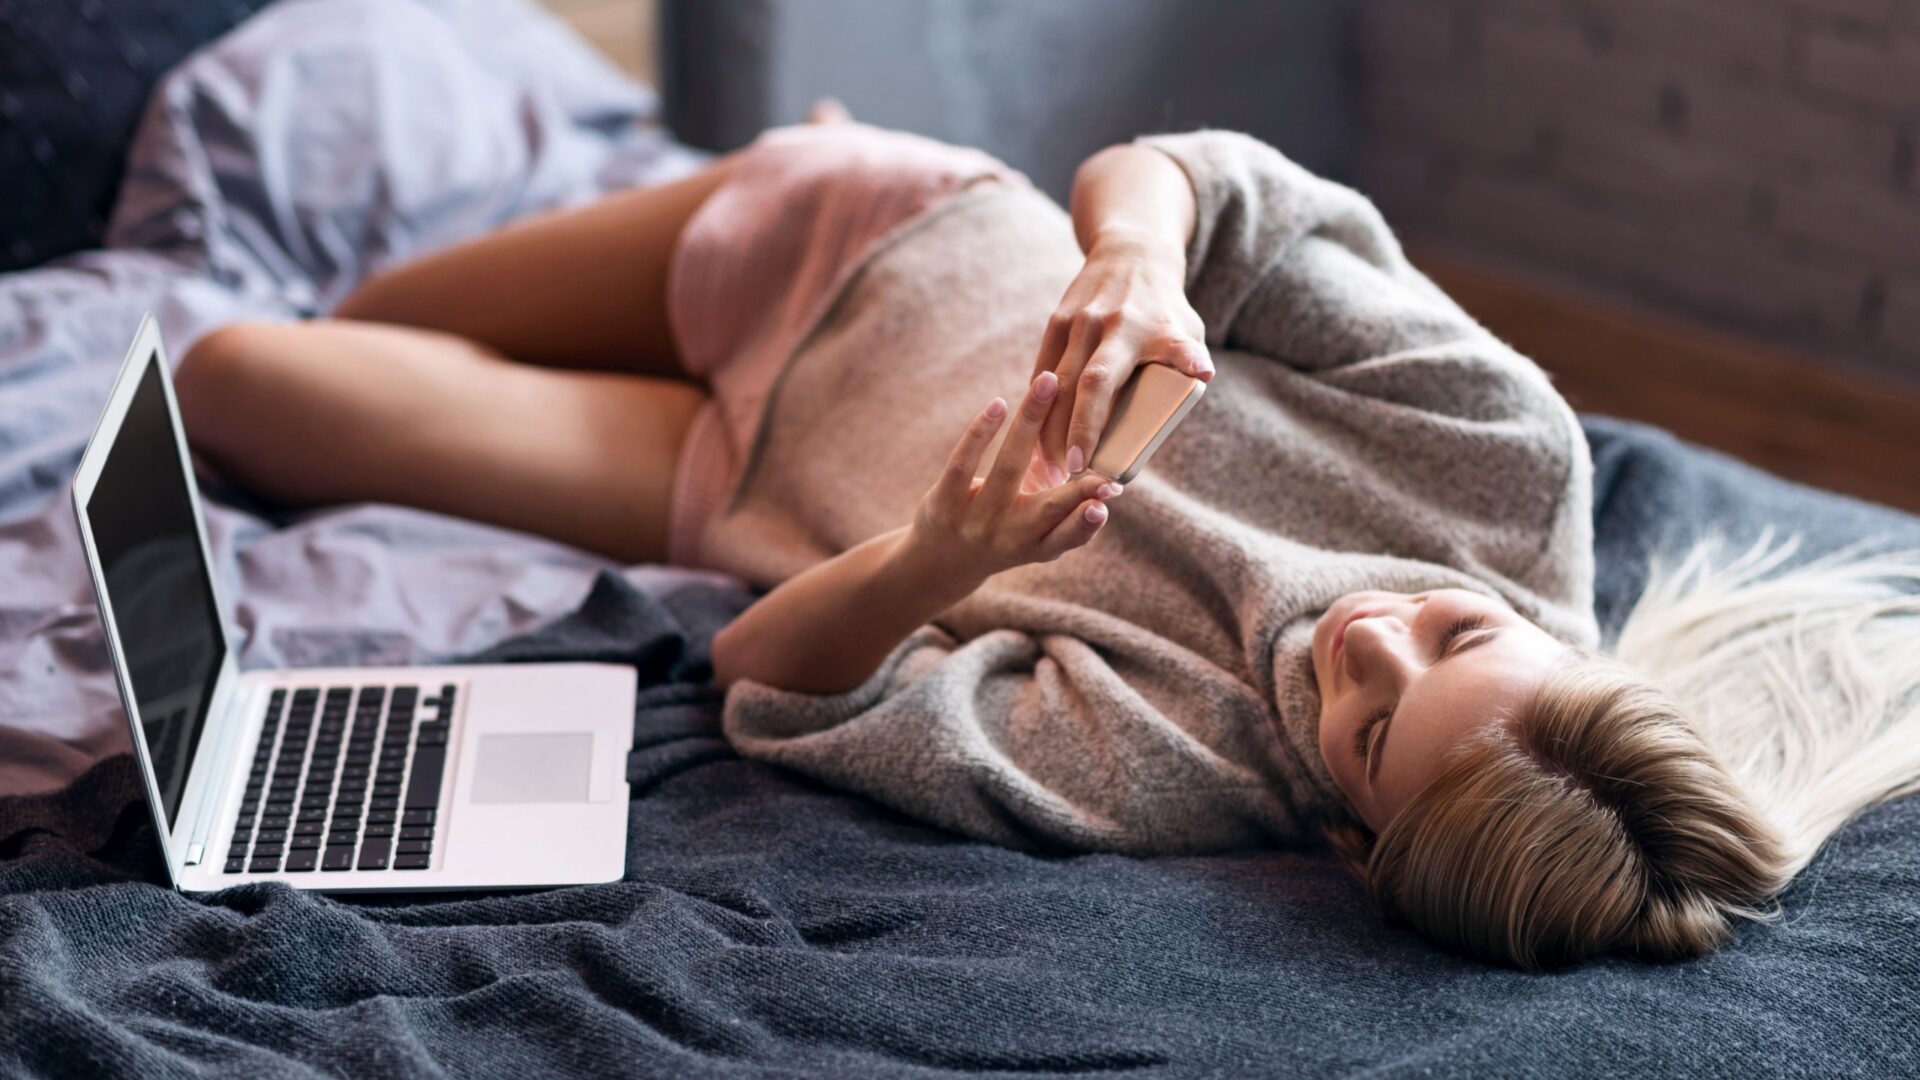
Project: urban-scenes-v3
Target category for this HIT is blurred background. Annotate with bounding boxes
[545,0,1920,514]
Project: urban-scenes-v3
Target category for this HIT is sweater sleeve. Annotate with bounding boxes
[1137,129,1498,384]
[722,622,1311,855]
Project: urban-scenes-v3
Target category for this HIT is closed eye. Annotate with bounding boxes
[1352,705,1390,768]
[1352,615,1497,783]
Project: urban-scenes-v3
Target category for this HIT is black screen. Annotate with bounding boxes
[86,353,226,830]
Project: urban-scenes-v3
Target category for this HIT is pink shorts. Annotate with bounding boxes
[663,122,1029,567]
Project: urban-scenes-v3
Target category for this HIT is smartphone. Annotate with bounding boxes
[1087,363,1206,483]
[974,363,1206,484]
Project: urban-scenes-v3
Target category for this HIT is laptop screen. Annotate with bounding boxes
[84,351,227,830]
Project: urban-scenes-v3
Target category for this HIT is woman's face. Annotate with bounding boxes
[1312,589,1568,833]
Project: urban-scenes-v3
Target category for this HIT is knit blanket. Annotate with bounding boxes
[3,417,1917,1077]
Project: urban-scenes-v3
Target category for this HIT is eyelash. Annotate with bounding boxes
[1349,614,1490,766]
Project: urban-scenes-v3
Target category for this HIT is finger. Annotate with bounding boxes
[1037,498,1110,561]
[1030,311,1071,383]
[983,371,1058,505]
[1066,340,1135,474]
[1029,473,1122,534]
[1158,335,1215,380]
[933,397,1008,513]
[1043,314,1103,467]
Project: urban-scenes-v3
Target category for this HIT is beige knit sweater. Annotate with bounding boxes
[705,130,1599,854]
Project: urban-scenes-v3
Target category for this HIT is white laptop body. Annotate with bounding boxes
[70,315,636,894]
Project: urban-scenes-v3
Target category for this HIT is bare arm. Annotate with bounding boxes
[1067,143,1197,262]
[1034,143,1212,471]
[712,373,1121,694]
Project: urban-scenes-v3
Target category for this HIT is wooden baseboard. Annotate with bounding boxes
[1416,250,1920,516]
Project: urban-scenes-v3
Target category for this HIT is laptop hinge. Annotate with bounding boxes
[180,676,254,867]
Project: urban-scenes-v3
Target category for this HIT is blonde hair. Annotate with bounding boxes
[1334,535,1920,969]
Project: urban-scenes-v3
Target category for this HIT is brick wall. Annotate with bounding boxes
[1355,0,1920,385]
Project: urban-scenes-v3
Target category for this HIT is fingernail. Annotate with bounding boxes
[1066,445,1085,474]
[1047,463,1067,487]
[985,397,1007,419]
[1098,482,1123,499]
[1034,371,1059,403]
[1085,502,1108,524]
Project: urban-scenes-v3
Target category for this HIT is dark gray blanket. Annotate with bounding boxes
[3,416,1917,1078]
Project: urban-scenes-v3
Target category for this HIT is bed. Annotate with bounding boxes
[2,2,1916,1076]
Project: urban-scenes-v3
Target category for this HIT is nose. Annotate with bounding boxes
[1343,613,1420,690]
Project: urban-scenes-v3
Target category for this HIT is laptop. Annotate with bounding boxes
[70,315,636,893]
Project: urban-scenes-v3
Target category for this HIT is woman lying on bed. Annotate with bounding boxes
[176,110,1920,970]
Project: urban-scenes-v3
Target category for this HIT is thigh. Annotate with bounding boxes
[176,319,705,564]
[332,158,737,379]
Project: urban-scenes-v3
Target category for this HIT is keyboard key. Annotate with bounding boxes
[399,825,434,841]
[357,839,392,870]
[327,831,360,848]
[396,839,432,855]
[248,856,280,873]
[370,797,400,811]
[261,816,289,831]
[404,746,445,809]
[256,830,287,845]
[235,816,257,832]
[224,858,246,873]
[395,854,431,870]
[294,821,325,835]
[364,823,396,838]
[300,796,331,810]
[289,835,322,849]
[228,842,250,860]
[367,810,397,825]
[322,846,355,871]
[284,849,319,872]
[401,809,436,827]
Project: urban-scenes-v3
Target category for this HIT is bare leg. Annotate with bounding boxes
[176,320,703,564]
[332,156,738,377]
[178,153,752,560]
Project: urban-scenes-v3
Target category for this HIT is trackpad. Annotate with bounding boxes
[470,733,593,804]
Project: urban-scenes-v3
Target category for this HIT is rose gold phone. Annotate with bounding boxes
[1087,363,1206,483]
[974,363,1206,484]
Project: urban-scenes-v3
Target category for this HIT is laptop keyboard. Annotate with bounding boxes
[222,682,455,875]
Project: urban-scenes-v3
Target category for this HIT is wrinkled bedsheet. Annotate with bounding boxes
[0,0,713,797]
[4,2,1920,1076]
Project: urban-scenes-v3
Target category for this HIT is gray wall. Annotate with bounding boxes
[1356,0,1920,385]
[660,0,1354,201]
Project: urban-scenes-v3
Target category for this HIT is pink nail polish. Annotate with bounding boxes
[1085,503,1108,524]
[1034,371,1059,403]
[1066,445,1085,474]
[1047,464,1067,487]
[985,397,1007,419]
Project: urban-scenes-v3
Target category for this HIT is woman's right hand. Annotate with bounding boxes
[907,371,1123,586]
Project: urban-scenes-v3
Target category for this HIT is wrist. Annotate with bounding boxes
[893,526,992,608]
[1087,225,1186,271]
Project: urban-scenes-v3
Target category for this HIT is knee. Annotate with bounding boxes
[174,322,290,453]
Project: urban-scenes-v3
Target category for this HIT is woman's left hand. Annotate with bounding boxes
[1030,228,1213,474]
